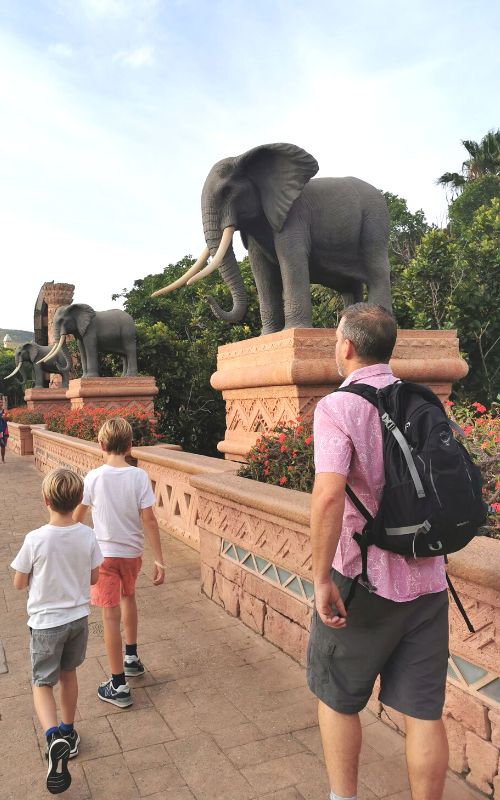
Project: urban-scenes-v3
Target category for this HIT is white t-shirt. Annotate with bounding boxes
[82,464,155,558]
[10,523,103,629]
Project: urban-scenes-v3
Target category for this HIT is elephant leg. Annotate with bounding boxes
[121,356,127,377]
[274,236,312,329]
[33,364,45,389]
[79,344,87,377]
[82,332,99,377]
[342,282,364,308]
[248,239,285,335]
[361,218,392,311]
[125,340,138,376]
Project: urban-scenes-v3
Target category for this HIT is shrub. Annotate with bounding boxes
[44,407,161,447]
[5,408,46,425]
[238,417,314,492]
[239,402,499,538]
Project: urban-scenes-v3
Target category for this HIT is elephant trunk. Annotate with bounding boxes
[201,220,248,323]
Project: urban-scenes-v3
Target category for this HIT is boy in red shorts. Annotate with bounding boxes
[74,417,166,707]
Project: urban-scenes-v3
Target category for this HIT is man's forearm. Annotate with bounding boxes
[310,486,345,583]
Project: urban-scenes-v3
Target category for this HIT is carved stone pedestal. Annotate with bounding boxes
[25,388,70,414]
[211,328,469,460]
[66,376,158,417]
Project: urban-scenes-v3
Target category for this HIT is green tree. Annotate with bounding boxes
[448,175,500,232]
[114,256,261,455]
[437,129,500,193]
[0,349,25,407]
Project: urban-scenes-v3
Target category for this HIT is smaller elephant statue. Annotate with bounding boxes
[5,341,71,388]
[39,304,138,378]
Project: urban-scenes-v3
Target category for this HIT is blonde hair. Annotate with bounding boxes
[42,469,83,513]
[98,417,133,454]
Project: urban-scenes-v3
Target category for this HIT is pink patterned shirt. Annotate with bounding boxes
[314,363,446,602]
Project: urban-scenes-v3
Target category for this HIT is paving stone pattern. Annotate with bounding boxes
[0,453,485,799]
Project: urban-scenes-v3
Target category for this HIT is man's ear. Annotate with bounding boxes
[343,338,356,360]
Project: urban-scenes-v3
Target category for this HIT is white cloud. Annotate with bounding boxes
[113,45,154,67]
[80,0,158,20]
[48,42,73,58]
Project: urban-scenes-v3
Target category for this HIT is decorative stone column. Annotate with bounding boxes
[42,282,75,389]
[211,328,469,461]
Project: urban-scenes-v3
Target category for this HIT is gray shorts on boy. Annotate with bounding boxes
[30,617,89,686]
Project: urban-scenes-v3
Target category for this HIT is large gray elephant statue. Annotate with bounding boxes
[5,342,71,388]
[39,304,138,378]
[152,143,392,333]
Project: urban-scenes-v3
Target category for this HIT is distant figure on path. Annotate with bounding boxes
[0,400,9,463]
[11,469,103,794]
[74,417,166,709]
[307,303,449,800]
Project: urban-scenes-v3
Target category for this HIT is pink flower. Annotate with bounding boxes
[472,402,487,413]
[443,400,455,407]
[304,435,313,445]
[278,433,286,444]
[279,476,287,485]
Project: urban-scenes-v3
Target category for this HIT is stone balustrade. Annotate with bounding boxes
[7,422,46,456]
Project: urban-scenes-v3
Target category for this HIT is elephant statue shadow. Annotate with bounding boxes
[6,342,71,389]
[153,142,392,334]
[39,304,138,379]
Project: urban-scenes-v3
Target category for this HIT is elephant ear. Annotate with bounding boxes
[235,143,319,232]
[26,343,39,362]
[70,304,96,337]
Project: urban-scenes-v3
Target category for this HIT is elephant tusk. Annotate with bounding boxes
[187,227,235,285]
[4,362,23,380]
[151,247,210,297]
[38,335,65,364]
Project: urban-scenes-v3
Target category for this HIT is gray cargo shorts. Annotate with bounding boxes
[307,570,449,720]
[30,616,89,686]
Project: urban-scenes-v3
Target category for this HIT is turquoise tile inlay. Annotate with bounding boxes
[235,546,247,561]
[303,580,314,600]
[452,655,488,685]
[263,563,278,582]
[255,556,269,573]
[225,544,238,561]
[276,567,293,585]
[286,577,303,596]
[219,540,314,605]
[242,553,257,572]
[478,679,500,703]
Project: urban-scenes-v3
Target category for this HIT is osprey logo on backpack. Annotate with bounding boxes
[337,381,489,630]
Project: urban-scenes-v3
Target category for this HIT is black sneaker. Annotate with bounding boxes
[97,677,133,708]
[124,655,145,677]
[44,728,80,761]
[46,732,71,794]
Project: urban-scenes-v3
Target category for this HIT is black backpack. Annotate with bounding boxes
[337,381,488,630]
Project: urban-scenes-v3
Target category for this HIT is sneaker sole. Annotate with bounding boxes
[44,733,80,761]
[97,690,133,708]
[124,666,145,677]
[47,739,71,794]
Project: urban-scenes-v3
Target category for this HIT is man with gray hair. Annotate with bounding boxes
[307,303,449,800]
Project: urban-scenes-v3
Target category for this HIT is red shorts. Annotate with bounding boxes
[91,557,142,608]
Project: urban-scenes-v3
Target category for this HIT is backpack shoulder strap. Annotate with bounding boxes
[336,383,378,407]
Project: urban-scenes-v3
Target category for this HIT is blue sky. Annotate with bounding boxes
[1,0,498,330]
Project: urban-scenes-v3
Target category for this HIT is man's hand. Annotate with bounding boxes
[152,564,165,586]
[314,577,347,628]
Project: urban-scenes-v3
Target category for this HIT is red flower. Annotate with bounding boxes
[492,503,500,513]
[278,433,286,444]
[463,425,473,436]
[443,400,455,407]
[304,435,313,445]
[279,476,287,485]
[280,445,287,453]
[472,402,487,413]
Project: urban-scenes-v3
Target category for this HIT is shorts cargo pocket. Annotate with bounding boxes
[307,609,337,687]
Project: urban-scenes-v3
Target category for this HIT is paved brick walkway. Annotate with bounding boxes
[0,453,485,800]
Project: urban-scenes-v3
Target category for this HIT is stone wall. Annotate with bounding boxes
[7,422,45,456]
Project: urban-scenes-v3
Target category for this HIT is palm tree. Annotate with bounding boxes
[437,129,500,193]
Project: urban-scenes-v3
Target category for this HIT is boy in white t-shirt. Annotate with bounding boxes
[11,469,103,795]
[74,417,166,709]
